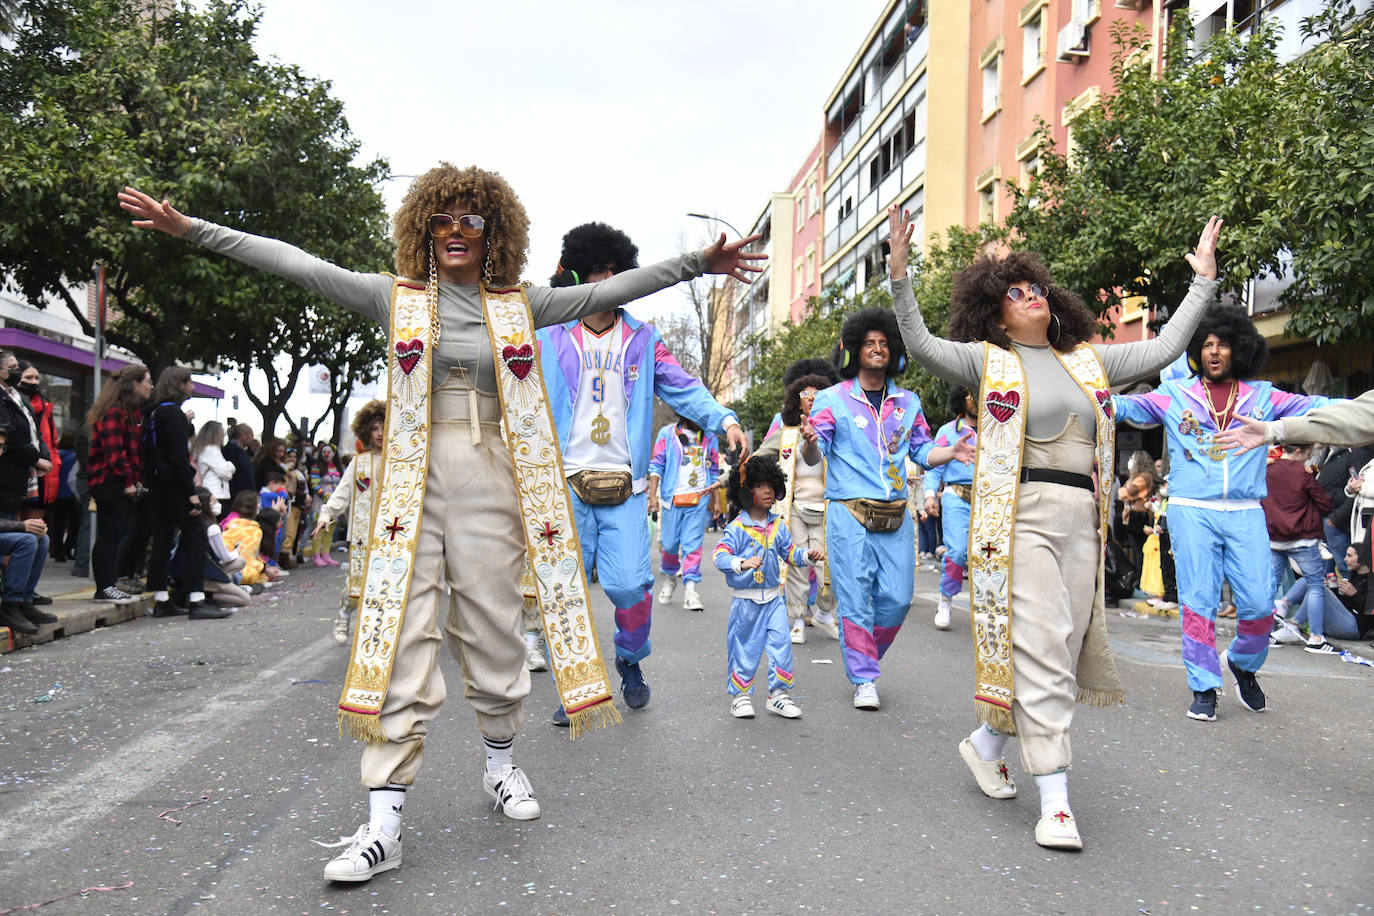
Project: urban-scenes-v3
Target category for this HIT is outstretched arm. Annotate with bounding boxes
[887,206,984,387]
[1099,217,1223,387]
[529,233,767,327]
[118,186,388,319]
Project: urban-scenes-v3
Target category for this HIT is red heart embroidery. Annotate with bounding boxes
[395,339,424,376]
[1095,389,1113,418]
[781,447,793,461]
[502,344,534,381]
[357,476,371,492]
[985,390,1020,424]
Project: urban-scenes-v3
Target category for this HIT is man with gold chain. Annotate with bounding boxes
[539,223,749,723]
[1114,304,1332,722]
[922,385,978,632]
[651,417,733,612]
[800,308,973,711]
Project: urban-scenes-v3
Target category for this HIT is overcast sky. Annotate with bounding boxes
[201,0,889,433]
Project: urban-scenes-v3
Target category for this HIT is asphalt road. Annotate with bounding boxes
[1,536,1370,915]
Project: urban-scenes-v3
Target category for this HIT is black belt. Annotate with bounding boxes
[1020,467,1094,492]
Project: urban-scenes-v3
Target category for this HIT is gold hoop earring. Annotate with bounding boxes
[1048,312,1062,345]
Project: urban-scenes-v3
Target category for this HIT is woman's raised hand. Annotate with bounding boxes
[703,233,767,282]
[1184,215,1223,280]
[118,186,192,237]
[887,205,917,279]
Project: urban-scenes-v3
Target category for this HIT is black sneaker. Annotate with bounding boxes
[1303,640,1339,656]
[32,594,52,606]
[0,601,39,634]
[94,587,136,605]
[1226,654,1267,712]
[151,599,187,617]
[19,602,58,625]
[1186,688,1218,721]
[187,601,232,620]
[550,705,569,727]
[615,656,651,709]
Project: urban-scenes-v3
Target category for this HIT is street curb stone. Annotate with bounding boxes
[0,595,152,653]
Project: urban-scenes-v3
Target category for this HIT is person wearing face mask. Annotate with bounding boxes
[893,207,1222,850]
[119,165,764,884]
[0,351,47,524]
[15,362,61,526]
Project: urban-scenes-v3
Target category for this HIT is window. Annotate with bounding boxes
[1021,4,1045,82]
[1062,86,1100,167]
[978,184,997,224]
[796,195,806,230]
[978,38,1004,120]
[809,180,820,216]
[795,260,805,299]
[806,247,815,285]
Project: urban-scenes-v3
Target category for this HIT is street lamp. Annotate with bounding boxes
[686,212,746,239]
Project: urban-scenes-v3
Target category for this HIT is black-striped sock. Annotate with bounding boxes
[483,736,514,775]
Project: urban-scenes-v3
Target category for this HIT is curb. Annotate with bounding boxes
[1112,599,1374,665]
[0,595,153,654]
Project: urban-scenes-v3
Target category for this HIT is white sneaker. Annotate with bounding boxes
[682,582,703,612]
[765,692,802,718]
[319,823,402,882]
[790,618,806,644]
[853,681,880,710]
[811,612,840,640]
[657,578,677,605]
[483,765,541,820]
[730,694,755,718]
[934,595,952,630]
[524,637,548,671]
[1272,598,1291,620]
[332,615,350,645]
[1270,624,1304,645]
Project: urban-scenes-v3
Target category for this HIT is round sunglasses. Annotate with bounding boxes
[427,213,485,239]
[1006,283,1048,301]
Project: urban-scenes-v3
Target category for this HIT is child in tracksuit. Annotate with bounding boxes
[713,456,824,720]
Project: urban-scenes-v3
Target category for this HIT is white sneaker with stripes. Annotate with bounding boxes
[320,823,402,882]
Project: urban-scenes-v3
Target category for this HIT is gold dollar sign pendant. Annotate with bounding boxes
[590,413,611,446]
[887,460,904,491]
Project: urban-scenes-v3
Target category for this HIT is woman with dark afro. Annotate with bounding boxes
[313,399,387,646]
[713,455,823,720]
[799,305,972,712]
[765,358,841,437]
[755,372,841,642]
[892,202,1224,850]
[1116,300,1337,731]
[119,166,764,881]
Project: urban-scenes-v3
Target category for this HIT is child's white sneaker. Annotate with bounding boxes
[765,692,802,718]
[729,694,755,718]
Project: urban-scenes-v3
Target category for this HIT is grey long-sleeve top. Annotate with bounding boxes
[184,219,709,393]
[893,275,1219,439]
[1269,389,1374,447]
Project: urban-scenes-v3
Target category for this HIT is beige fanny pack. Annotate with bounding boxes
[842,498,908,533]
[568,470,633,506]
[948,483,972,504]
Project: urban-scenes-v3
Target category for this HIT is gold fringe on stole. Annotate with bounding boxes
[567,700,624,739]
[338,709,389,744]
[1076,686,1127,708]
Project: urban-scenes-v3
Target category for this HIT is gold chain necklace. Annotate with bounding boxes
[1204,379,1238,431]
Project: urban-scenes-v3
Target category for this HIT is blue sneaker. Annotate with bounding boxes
[551,705,569,727]
[1186,688,1218,721]
[1226,654,1267,712]
[615,657,651,709]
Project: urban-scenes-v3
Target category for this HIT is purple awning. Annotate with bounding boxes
[0,327,224,398]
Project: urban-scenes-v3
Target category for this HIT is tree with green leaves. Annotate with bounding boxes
[0,0,389,433]
[1006,5,1374,344]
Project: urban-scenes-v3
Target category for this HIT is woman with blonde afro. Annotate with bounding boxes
[314,399,387,646]
[119,164,763,882]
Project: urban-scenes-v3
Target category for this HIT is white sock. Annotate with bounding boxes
[524,630,540,649]
[1035,770,1070,816]
[969,724,1009,762]
[369,784,405,838]
[189,591,205,603]
[484,736,514,775]
[154,590,170,602]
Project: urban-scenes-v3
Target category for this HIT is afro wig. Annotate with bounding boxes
[350,399,387,449]
[946,384,972,417]
[726,454,788,520]
[780,374,836,427]
[782,357,839,391]
[948,251,1097,353]
[392,163,530,287]
[549,222,639,287]
[836,307,907,380]
[1186,302,1268,379]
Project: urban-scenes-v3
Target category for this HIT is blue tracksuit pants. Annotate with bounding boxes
[939,490,971,598]
[726,595,794,696]
[660,498,711,583]
[826,505,915,684]
[572,490,655,663]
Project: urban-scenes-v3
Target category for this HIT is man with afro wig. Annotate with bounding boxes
[1114,302,1334,722]
[800,307,972,710]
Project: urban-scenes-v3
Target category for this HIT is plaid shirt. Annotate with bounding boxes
[88,404,145,488]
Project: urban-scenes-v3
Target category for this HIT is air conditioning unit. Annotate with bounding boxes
[1057,21,1089,60]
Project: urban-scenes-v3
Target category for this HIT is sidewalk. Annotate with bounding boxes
[1116,596,1374,664]
[0,559,152,654]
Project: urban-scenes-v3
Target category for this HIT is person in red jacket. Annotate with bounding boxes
[86,365,153,603]
[15,361,59,520]
[1263,443,1333,648]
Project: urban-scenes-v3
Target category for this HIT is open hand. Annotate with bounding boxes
[118,186,192,237]
[951,428,976,464]
[703,233,767,283]
[887,205,917,279]
[1212,414,1267,455]
[1184,215,1223,280]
